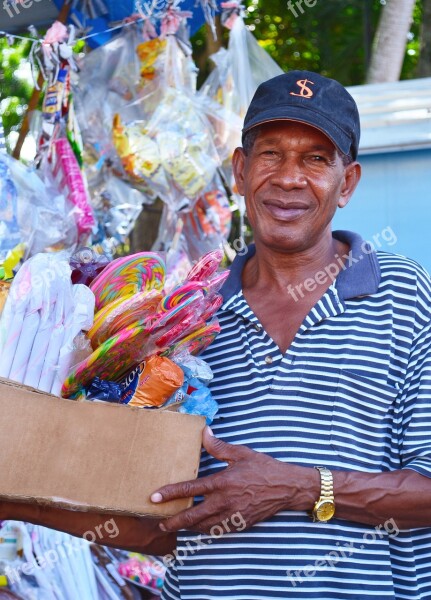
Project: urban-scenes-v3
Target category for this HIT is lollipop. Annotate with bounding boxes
[88,289,162,348]
[147,291,204,333]
[186,249,224,282]
[61,324,151,397]
[154,312,205,350]
[200,294,223,322]
[160,280,203,311]
[203,270,230,296]
[90,252,166,311]
[165,320,221,358]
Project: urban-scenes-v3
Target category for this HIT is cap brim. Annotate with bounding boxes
[242,105,353,157]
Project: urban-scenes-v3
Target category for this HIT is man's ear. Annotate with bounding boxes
[338,161,361,208]
[232,147,246,197]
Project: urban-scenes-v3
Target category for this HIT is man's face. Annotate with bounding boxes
[232,121,360,254]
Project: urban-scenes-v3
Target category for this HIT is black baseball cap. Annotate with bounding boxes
[242,70,360,160]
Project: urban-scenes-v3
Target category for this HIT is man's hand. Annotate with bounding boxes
[151,427,319,534]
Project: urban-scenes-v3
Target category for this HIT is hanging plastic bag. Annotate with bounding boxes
[0,153,78,264]
[201,12,283,120]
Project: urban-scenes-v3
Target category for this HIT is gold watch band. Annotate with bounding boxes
[312,466,335,522]
[315,466,334,499]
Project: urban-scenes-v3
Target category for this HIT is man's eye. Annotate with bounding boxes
[311,155,325,161]
[261,150,277,156]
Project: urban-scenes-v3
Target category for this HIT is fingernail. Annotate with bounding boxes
[159,522,167,532]
[151,492,163,503]
[206,426,214,436]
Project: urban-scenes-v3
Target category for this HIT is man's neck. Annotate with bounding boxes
[242,234,350,294]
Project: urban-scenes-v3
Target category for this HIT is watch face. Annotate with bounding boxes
[316,501,335,521]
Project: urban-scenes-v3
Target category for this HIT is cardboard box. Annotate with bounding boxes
[0,378,205,518]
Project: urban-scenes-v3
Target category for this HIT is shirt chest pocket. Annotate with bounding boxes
[331,370,399,468]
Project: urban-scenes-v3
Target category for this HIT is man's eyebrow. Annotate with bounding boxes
[308,144,336,153]
[255,136,281,146]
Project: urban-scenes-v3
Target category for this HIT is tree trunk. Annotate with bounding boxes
[366,0,416,83]
[417,0,431,77]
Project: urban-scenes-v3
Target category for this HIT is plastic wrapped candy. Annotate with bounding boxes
[112,113,171,197]
[148,88,220,205]
[182,180,232,261]
[88,288,163,348]
[70,246,110,286]
[51,138,95,240]
[165,353,218,423]
[136,37,167,87]
[76,25,142,109]
[0,153,78,262]
[0,155,20,264]
[112,86,220,210]
[89,172,149,246]
[62,249,227,397]
[119,354,184,408]
[89,251,166,311]
[118,554,165,592]
[85,377,122,402]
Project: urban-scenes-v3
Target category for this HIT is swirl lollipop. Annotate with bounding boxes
[88,289,162,348]
[61,324,151,397]
[90,252,166,311]
[165,320,221,358]
[147,291,204,333]
[159,280,203,312]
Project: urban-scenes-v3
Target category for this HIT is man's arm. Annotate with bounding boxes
[0,500,176,555]
[150,427,431,534]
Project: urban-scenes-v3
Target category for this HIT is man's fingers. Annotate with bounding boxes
[202,426,249,462]
[158,502,215,533]
[151,475,217,504]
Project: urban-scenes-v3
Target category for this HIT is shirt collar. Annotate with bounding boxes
[220,230,381,303]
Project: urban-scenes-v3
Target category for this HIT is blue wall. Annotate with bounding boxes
[333,148,431,273]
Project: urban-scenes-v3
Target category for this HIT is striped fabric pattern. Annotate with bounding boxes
[161,231,431,600]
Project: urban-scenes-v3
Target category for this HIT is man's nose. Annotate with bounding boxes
[270,156,307,189]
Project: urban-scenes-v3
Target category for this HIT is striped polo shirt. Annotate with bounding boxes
[161,230,431,600]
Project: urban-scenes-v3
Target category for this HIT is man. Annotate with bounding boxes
[152,71,431,599]
[2,71,431,599]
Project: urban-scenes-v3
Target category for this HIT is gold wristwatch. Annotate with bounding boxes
[312,466,335,522]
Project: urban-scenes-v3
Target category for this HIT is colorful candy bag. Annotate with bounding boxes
[119,355,184,408]
[51,138,95,240]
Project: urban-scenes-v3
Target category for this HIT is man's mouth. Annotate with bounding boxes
[263,201,309,222]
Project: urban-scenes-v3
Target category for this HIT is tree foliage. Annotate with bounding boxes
[242,0,422,86]
[0,38,33,149]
